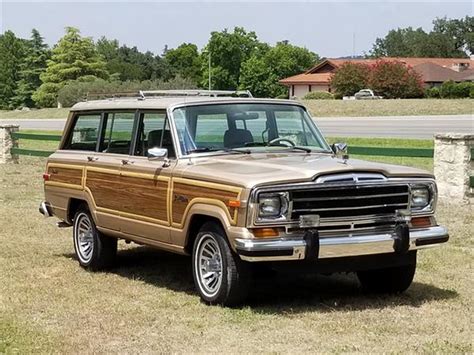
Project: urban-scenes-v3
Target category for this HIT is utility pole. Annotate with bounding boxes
[208,51,212,91]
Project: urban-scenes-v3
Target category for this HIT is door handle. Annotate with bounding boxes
[121,159,134,165]
[87,156,98,162]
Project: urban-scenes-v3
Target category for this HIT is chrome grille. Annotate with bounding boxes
[291,184,409,220]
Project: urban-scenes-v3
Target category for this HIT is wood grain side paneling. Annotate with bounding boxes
[48,166,83,186]
[85,170,127,211]
[119,174,168,222]
[172,182,239,225]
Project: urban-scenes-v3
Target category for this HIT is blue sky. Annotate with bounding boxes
[1,1,471,57]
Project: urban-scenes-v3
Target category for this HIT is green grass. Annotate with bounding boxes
[1,158,472,352]
[303,98,473,117]
[325,137,434,171]
[1,99,472,119]
[0,108,69,119]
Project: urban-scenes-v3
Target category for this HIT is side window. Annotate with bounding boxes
[64,113,101,151]
[134,112,175,158]
[100,112,135,154]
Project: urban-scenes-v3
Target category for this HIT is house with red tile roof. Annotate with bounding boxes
[279,57,474,98]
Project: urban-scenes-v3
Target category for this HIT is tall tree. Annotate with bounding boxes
[371,16,472,58]
[433,16,474,54]
[202,27,264,90]
[11,29,50,108]
[33,27,109,107]
[0,31,26,109]
[96,37,167,81]
[164,43,202,84]
[239,41,318,98]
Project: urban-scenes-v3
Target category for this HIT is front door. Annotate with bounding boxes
[118,111,176,243]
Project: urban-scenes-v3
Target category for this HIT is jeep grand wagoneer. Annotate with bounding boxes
[40,90,449,305]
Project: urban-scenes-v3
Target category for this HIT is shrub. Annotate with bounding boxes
[439,81,472,98]
[368,60,424,99]
[425,87,440,98]
[302,91,334,100]
[275,93,289,99]
[330,62,370,97]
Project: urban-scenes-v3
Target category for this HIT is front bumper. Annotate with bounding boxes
[235,226,449,262]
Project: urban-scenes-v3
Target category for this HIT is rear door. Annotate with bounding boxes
[84,111,136,231]
[118,111,175,243]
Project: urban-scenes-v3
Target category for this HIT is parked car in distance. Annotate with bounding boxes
[40,89,448,306]
[354,89,383,100]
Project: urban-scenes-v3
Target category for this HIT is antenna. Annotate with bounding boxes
[352,32,356,59]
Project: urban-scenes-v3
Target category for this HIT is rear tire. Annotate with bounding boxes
[192,222,250,306]
[73,206,117,271]
[357,255,416,294]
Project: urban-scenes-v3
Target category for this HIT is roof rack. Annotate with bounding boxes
[139,90,253,98]
[85,89,253,101]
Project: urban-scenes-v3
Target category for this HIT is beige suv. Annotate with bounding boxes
[40,90,448,305]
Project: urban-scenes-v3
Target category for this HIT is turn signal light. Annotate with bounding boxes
[410,216,432,228]
[252,228,279,238]
[42,173,51,181]
[228,200,241,208]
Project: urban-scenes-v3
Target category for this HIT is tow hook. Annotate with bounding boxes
[393,223,410,254]
[304,229,320,261]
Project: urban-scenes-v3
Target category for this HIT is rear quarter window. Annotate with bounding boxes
[63,113,102,151]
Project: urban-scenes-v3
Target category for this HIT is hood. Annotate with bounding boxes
[176,152,433,188]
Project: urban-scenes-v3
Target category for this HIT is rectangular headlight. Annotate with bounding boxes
[411,186,430,209]
[258,192,289,219]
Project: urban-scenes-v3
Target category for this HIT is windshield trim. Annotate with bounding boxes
[167,101,331,159]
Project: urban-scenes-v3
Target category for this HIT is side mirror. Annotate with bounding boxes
[147,147,168,160]
[147,147,170,167]
[331,142,349,160]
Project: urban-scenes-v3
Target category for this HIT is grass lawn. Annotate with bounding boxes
[303,98,473,117]
[1,158,472,353]
[1,99,472,120]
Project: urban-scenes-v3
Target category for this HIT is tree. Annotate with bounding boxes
[11,29,50,108]
[368,61,424,99]
[33,27,109,107]
[0,31,26,109]
[330,62,371,97]
[433,16,474,54]
[164,43,202,84]
[371,16,472,58]
[202,27,263,90]
[239,41,318,97]
[96,37,168,82]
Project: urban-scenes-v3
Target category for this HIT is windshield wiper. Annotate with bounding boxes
[244,142,312,153]
[187,147,250,154]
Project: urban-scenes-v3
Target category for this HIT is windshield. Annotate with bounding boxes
[172,103,330,155]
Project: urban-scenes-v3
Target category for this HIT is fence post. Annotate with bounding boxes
[434,133,473,204]
[0,124,20,164]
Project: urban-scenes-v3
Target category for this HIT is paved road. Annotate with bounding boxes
[1,114,472,139]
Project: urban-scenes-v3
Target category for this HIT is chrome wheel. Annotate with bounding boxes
[195,234,223,297]
[74,212,94,263]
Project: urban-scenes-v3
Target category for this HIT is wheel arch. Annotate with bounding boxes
[183,207,230,254]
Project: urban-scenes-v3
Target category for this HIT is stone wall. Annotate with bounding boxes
[434,133,473,204]
[0,125,19,164]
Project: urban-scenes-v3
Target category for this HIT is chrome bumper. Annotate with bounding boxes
[39,201,53,217]
[235,226,449,262]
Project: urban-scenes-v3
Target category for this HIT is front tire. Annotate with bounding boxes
[192,222,250,306]
[357,254,416,294]
[73,207,117,271]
